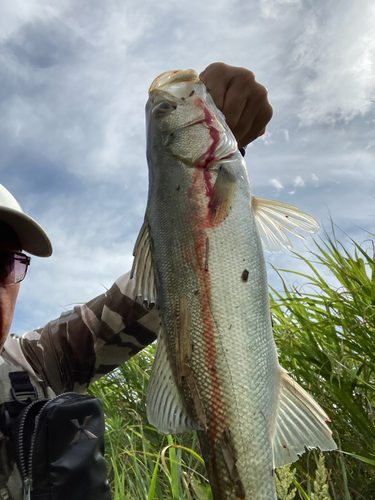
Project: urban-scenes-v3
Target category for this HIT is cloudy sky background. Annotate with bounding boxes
[1,0,374,334]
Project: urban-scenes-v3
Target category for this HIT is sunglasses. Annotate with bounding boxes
[0,252,31,286]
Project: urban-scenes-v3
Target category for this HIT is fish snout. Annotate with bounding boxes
[149,69,200,100]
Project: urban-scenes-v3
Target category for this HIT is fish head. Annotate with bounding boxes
[146,69,238,175]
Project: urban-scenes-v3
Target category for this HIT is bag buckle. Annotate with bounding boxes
[9,372,38,404]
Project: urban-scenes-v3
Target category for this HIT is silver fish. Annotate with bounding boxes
[131,69,336,499]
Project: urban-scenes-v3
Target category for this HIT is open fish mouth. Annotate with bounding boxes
[149,69,200,99]
[147,69,237,164]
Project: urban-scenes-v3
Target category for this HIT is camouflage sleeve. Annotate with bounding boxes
[19,272,159,395]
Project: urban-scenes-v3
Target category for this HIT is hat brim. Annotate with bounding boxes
[0,207,53,257]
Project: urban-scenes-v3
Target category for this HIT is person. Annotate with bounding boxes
[0,62,273,500]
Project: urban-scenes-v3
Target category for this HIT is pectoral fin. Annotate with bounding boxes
[252,197,320,252]
[272,369,336,468]
[131,219,158,306]
[209,166,237,225]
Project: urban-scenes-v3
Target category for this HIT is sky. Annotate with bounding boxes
[1,0,374,334]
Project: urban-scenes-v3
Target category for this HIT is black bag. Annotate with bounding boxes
[2,372,112,500]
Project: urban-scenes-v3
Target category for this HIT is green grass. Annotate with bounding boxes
[271,228,375,499]
[88,347,210,499]
[88,226,375,499]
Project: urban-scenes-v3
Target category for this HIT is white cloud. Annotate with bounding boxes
[311,173,319,186]
[0,0,53,37]
[260,131,274,146]
[260,0,301,19]
[292,3,375,125]
[293,175,305,188]
[270,178,283,190]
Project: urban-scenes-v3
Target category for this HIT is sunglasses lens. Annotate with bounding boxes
[0,254,15,285]
[14,258,27,283]
[0,253,29,285]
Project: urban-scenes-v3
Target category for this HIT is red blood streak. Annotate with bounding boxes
[195,106,221,202]
[198,107,221,165]
[186,99,227,448]
[203,168,214,198]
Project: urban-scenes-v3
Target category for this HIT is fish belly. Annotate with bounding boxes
[203,182,279,499]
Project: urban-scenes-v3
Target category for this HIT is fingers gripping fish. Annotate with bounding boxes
[131,69,336,500]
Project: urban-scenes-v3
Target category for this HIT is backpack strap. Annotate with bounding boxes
[0,371,38,438]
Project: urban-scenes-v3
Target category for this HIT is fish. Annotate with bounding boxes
[131,69,337,500]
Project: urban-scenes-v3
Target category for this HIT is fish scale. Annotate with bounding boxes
[204,165,278,498]
[132,69,337,499]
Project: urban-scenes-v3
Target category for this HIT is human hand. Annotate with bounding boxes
[199,63,273,148]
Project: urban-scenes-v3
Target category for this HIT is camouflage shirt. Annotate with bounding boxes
[0,272,158,500]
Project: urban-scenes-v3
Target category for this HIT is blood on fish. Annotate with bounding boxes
[186,98,228,462]
[204,168,214,198]
[191,100,225,229]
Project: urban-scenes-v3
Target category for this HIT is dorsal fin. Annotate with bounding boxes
[131,220,158,306]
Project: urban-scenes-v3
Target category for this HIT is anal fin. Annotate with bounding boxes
[272,369,337,468]
[146,323,202,434]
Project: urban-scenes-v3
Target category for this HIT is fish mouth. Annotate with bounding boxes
[149,69,200,100]
[148,69,238,163]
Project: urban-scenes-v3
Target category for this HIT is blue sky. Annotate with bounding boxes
[1,0,374,334]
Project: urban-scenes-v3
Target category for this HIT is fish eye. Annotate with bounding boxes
[152,102,176,115]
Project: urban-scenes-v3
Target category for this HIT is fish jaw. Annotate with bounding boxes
[145,72,237,175]
[149,69,199,97]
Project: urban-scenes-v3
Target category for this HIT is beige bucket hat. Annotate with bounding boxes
[0,184,52,257]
